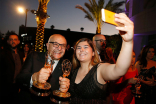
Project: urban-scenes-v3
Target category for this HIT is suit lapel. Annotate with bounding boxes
[48,59,63,82]
[18,50,24,65]
[6,49,15,64]
[47,59,63,90]
[52,59,63,76]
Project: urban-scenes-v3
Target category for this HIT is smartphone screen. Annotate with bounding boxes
[101,9,117,26]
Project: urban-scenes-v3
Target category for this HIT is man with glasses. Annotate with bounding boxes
[16,34,70,104]
[92,34,107,61]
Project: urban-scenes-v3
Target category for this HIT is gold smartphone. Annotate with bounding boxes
[101,9,117,26]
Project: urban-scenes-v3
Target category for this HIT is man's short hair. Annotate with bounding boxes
[7,33,19,40]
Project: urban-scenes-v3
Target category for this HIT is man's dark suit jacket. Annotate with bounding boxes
[0,48,23,96]
[16,52,63,104]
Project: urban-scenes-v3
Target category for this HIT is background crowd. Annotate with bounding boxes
[0,13,156,104]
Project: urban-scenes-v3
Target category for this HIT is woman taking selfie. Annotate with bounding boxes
[69,13,134,104]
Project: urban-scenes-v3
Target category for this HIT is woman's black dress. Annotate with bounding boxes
[69,64,108,104]
[137,66,156,104]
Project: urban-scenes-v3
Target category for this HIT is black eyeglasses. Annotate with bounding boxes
[49,42,66,49]
[95,39,106,43]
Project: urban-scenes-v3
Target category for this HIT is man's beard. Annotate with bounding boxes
[12,46,17,49]
[9,44,18,49]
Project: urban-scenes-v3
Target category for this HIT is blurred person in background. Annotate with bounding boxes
[112,51,138,104]
[93,34,106,62]
[105,47,116,64]
[0,33,23,103]
[63,44,74,61]
[135,45,156,104]
[22,43,31,62]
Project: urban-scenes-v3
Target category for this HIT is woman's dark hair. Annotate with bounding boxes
[138,45,155,68]
[104,47,116,64]
[72,38,100,69]
[23,43,31,55]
